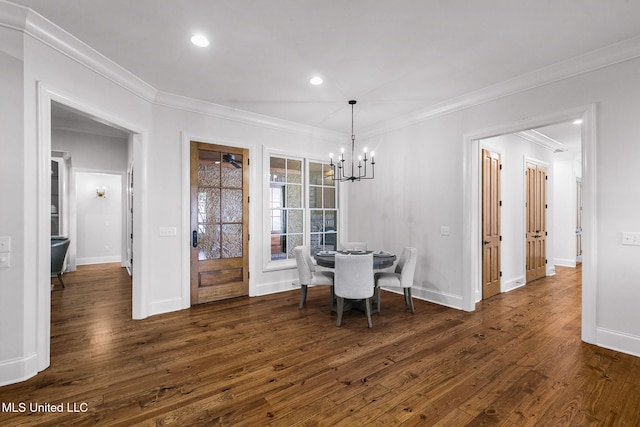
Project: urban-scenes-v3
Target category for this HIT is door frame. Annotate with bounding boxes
[36,83,148,373]
[181,133,255,308]
[462,104,596,344]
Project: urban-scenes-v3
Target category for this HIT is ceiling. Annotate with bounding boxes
[11,0,640,136]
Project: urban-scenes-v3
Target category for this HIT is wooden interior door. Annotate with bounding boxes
[482,149,501,299]
[190,142,249,304]
[526,162,547,282]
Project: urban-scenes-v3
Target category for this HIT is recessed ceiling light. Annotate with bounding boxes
[573,119,583,125]
[191,34,210,47]
[309,76,323,85]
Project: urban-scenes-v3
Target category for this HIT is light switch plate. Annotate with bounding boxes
[0,236,10,252]
[0,253,10,268]
[622,231,640,246]
[159,227,177,237]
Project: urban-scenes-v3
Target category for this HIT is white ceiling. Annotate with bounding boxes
[11,0,640,136]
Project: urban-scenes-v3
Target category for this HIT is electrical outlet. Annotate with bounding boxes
[440,226,450,236]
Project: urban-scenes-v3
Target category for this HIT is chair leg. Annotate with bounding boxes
[336,296,344,327]
[376,286,381,313]
[298,284,308,309]
[330,286,336,312]
[365,298,373,328]
[405,288,415,314]
[58,273,66,289]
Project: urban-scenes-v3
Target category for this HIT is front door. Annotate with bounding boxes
[482,149,501,299]
[190,142,249,304]
[526,161,547,282]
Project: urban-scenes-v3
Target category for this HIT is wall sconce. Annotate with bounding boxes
[96,187,107,198]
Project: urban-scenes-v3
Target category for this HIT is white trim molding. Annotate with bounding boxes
[597,327,640,358]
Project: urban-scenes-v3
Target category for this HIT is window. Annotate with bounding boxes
[308,161,337,256]
[267,155,338,264]
[269,157,303,261]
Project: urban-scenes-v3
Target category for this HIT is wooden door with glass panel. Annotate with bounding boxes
[190,142,249,304]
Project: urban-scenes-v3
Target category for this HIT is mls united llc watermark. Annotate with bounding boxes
[2,401,89,413]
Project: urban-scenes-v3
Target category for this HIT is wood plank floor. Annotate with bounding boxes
[1,263,639,426]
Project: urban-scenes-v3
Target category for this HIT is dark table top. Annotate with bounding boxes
[314,250,397,269]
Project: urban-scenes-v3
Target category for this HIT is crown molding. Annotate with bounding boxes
[3,1,640,142]
[154,91,344,142]
[0,1,342,141]
[361,35,640,139]
[0,0,28,32]
[18,5,158,102]
[514,129,567,153]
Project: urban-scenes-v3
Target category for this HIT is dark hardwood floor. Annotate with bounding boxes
[1,263,639,426]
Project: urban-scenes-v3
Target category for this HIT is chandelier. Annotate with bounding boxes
[329,100,375,182]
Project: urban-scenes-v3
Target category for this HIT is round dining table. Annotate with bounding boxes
[314,250,396,269]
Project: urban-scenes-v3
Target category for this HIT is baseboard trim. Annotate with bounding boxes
[254,280,299,297]
[148,297,185,317]
[0,353,38,387]
[554,258,578,267]
[402,287,465,311]
[596,327,640,358]
[76,256,122,265]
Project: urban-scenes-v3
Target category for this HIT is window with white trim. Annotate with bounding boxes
[269,157,303,261]
[267,155,338,263]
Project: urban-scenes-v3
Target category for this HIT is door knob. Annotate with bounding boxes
[482,240,490,245]
[192,230,198,247]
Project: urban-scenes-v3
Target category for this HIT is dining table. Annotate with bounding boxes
[313,250,396,269]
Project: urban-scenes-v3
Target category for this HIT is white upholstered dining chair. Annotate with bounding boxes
[374,247,418,313]
[338,241,367,251]
[294,246,334,309]
[334,253,375,328]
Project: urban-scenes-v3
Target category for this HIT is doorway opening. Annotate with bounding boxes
[37,84,146,373]
[462,104,596,343]
[477,120,582,300]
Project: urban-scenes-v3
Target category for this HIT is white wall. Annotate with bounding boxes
[351,56,640,356]
[51,128,128,171]
[75,172,122,265]
[0,25,27,379]
[51,128,129,270]
[554,153,582,266]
